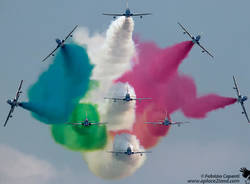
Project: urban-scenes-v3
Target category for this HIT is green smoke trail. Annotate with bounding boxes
[51,103,107,151]
[20,43,93,124]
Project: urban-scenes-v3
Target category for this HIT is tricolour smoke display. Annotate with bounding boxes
[20,16,237,180]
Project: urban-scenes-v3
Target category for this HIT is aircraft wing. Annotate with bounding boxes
[144,122,162,125]
[133,151,152,154]
[107,151,125,154]
[178,22,193,39]
[63,25,78,42]
[233,76,241,97]
[97,122,108,125]
[240,102,250,123]
[132,13,152,17]
[90,122,108,125]
[172,121,190,126]
[67,122,82,125]
[15,80,23,100]
[197,43,214,58]
[104,97,124,101]
[134,98,152,101]
[42,45,60,62]
[102,13,124,16]
[4,107,14,127]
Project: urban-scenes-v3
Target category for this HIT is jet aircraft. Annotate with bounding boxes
[144,112,190,127]
[178,22,214,58]
[103,0,151,19]
[233,75,249,123]
[4,80,23,127]
[67,112,107,127]
[104,88,151,102]
[107,146,151,156]
[42,25,78,62]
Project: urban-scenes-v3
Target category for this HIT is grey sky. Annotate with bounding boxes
[1,0,250,183]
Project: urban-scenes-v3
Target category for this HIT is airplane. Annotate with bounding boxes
[67,112,108,127]
[178,22,214,58]
[107,146,151,156]
[144,112,190,127]
[4,80,23,127]
[104,87,151,102]
[233,75,250,123]
[42,25,78,62]
[102,0,151,19]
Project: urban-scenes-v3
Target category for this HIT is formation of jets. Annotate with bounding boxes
[104,88,151,102]
[4,80,23,127]
[3,1,249,159]
[144,112,190,127]
[233,76,249,123]
[107,146,151,156]
[103,0,151,19]
[67,112,108,127]
[42,25,78,62]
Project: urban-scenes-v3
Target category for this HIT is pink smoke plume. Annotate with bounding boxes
[112,40,236,149]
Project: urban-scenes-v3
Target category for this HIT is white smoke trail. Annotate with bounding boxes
[82,133,146,180]
[103,82,136,131]
[73,17,136,131]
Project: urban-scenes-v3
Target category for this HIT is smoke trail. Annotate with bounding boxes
[115,40,236,149]
[112,134,146,164]
[83,133,146,180]
[20,43,93,124]
[181,94,237,118]
[103,82,136,131]
[74,17,136,131]
[51,103,107,151]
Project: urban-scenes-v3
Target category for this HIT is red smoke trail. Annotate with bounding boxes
[181,94,237,118]
[112,40,236,149]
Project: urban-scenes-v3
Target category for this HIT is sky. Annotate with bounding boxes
[1,0,250,183]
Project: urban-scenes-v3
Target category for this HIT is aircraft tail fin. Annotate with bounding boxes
[126,0,129,9]
[165,111,171,121]
[85,112,88,120]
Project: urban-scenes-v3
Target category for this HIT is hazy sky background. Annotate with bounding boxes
[1,0,250,183]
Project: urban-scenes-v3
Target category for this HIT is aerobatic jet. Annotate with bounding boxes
[4,80,23,127]
[104,88,151,103]
[144,112,190,127]
[103,0,151,19]
[42,25,78,62]
[178,22,214,58]
[67,112,107,127]
[107,146,151,156]
[233,76,249,123]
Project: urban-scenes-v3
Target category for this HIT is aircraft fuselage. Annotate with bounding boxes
[124,93,132,102]
[125,147,133,155]
[7,99,18,107]
[192,35,201,44]
[56,38,65,47]
[123,8,133,17]
[163,118,171,126]
[82,119,91,126]
[238,95,248,103]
